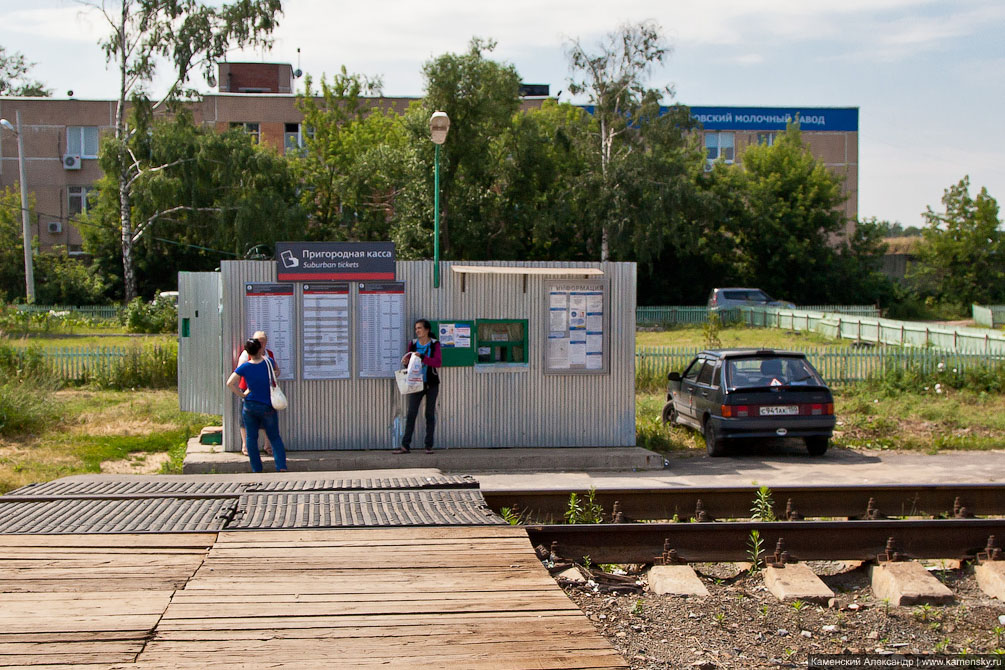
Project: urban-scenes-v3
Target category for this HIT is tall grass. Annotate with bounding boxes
[0,346,59,437]
[84,344,177,389]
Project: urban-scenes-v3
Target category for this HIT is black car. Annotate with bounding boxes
[662,349,836,456]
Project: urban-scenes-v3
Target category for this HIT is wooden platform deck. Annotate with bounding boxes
[0,527,627,669]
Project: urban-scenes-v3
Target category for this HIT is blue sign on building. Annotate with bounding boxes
[689,107,858,132]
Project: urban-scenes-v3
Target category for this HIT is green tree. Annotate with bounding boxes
[416,37,521,259]
[566,20,678,260]
[708,121,854,304]
[294,69,407,242]
[910,177,1004,307]
[0,46,51,96]
[34,248,108,305]
[84,113,305,299]
[83,0,282,301]
[486,100,593,260]
[0,185,34,302]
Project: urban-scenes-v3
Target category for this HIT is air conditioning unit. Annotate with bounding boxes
[47,221,62,234]
[62,154,82,170]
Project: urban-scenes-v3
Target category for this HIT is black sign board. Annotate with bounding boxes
[276,242,395,281]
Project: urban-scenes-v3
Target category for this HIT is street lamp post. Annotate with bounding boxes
[1,111,36,303]
[429,111,450,288]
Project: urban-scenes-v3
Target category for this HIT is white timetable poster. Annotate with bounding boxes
[357,281,405,378]
[301,282,350,380]
[544,279,609,375]
[244,283,295,380]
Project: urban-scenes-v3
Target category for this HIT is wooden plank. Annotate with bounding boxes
[0,534,217,548]
[215,527,527,542]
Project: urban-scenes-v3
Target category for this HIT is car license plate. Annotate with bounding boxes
[760,405,798,416]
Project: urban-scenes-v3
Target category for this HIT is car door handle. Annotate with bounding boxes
[701,391,709,397]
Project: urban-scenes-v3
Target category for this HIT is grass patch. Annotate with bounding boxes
[636,324,849,349]
[636,392,703,455]
[0,389,217,494]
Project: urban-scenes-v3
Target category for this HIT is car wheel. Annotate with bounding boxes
[661,402,677,427]
[704,419,726,457]
[806,437,829,456]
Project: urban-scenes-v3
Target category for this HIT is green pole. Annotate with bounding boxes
[433,142,440,288]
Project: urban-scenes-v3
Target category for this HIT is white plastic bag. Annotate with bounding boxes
[406,351,424,384]
[395,353,425,395]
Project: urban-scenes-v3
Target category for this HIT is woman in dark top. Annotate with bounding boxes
[226,338,288,473]
[393,319,442,454]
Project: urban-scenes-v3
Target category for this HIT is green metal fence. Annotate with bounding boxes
[741,306,1005,354]
[12,304,122,320]
[635,345,1005,386]
[5,345,176,383]
[637,305,880,325]
[973,304,1005,328]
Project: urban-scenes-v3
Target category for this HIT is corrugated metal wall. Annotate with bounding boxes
[219,260,636,452]
[178,271,224,414]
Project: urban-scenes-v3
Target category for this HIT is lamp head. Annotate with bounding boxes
[0,119,15,134]
[429,111,450,145]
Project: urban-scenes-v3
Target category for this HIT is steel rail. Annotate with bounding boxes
[483,483,1005,522]
[526,519,1005,563]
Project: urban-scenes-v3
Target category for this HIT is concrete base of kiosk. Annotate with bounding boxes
[183,434,666,474]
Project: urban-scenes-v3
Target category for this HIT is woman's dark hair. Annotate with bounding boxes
[414,319,432,333]
[244,338,262,356]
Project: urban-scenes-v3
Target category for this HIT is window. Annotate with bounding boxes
[67,126,99,158]
[230,122,260,144]
[475,319,527,367]
[68,186,95,217]
[284,123,305,153]
[683,358,702,382]
[757,132,776,146]
[704,132,734,169]
[697,361,715,386]
[711,363,722,388]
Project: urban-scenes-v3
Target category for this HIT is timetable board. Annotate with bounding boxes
[544,279,609,375]
[301,282,350,380]
[356,281,405,378]
[244,283,295,380]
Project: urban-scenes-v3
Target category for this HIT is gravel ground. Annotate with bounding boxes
[560,562,1005,669]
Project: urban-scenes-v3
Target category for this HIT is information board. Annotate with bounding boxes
[244,283,295,380]
[357,281,405,378]
[301,282,350,380]
[432,320,476,367]
[543,279,609,375]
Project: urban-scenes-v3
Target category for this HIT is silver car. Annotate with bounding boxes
[708,287,795,312]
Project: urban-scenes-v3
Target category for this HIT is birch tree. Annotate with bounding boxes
[565,21,674,260]
[83,0,282,300]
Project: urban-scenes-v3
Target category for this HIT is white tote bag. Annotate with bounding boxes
[395,352,424,395]
[264,357,288,410]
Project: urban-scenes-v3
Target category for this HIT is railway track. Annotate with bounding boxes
[485,484,1005,564]
[482,483,1005,522]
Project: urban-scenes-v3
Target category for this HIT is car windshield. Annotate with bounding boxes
[725,356,824,388]
[722,289,771,303]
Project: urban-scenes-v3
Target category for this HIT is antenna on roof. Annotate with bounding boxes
[293,47,302,78]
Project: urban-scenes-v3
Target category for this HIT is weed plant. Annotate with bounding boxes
[84,344,178,390]
[565,488,605,524]
[867,358,1005,396]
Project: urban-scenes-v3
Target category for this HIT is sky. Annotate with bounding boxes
[2,0,1003,229]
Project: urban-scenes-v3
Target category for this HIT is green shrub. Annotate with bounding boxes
[0,343,49,382]
[34,248,109,306]
[122,295,177,334]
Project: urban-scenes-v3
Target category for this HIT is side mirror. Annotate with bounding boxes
[667,372,681,382]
